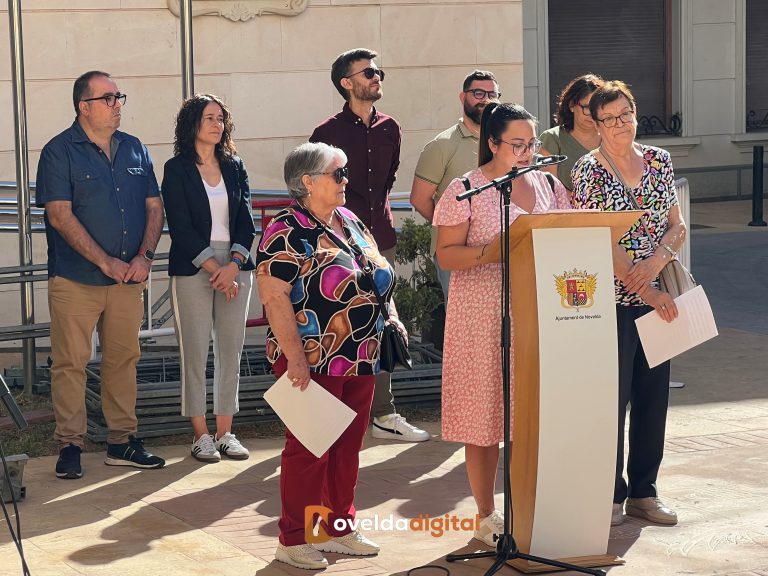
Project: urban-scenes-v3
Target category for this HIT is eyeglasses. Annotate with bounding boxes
[81,93,127,107]
[310,166,349,184]
[464,89,501,100]
[577,103,591,116]
[497,138,542,157]
[596,110,634,128]
[345,67,385,81]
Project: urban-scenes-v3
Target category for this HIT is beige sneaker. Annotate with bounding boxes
[275,543,328,570]
[314,530,380,556]
[626,497,678,525]
[611,502,624,526]
[474,510,505,547]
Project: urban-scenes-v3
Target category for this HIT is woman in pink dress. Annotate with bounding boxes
[434,102,571,546]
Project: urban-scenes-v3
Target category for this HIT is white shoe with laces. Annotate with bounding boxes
[474,510,505,547]
[275,543,328,570]
[215,432,250,460]
[191,433,220,463]
[372,413,429,442]
[313,530,380,556]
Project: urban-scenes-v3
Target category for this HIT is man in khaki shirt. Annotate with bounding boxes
[410,70,500,299]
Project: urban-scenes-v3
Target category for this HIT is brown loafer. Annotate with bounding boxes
[625,497,678,525]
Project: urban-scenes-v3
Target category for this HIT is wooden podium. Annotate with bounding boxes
[481,210,641,572]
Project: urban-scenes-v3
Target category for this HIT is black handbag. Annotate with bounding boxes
[295,204,413,372]
[345,226,413,373]
[361,267,413,373]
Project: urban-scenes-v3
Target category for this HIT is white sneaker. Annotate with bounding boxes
[275,543,328,570]
[314,530,380,556]
[372,413,429,442]
[474,510,505,547]
[191,433,220,463]
[215,432,250,460]
[611,502,624,526]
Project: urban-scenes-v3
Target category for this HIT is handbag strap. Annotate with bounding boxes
[599,146,660,251]
[294,203,392,322]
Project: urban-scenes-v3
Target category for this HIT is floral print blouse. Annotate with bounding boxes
[571,145,678,306]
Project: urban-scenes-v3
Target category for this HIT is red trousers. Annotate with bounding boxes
[273,355,375,546]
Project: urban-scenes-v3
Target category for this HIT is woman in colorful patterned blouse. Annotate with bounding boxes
[256,142,405,570]
[434,103,571,547]
[571,80,687,528]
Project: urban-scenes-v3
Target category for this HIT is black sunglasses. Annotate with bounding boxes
[81,92,127,107]
[310,165,349,184]
[345,67,385,81]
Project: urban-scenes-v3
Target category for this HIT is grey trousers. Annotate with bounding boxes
[170,242,253,417]
[371,245,397,419]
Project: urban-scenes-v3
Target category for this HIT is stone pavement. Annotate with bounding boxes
[1,201,767,576]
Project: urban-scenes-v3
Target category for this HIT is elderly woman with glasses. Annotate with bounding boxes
[434,102,571,547]
[256,142,406,570]
[539,74,604,191]
[571,80,686,528]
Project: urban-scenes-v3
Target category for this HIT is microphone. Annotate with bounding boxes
[533,154,567,166]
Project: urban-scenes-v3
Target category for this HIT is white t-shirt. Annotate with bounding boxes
[203,176,230,242]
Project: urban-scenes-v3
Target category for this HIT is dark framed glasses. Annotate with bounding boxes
[464,89,501,100]
[81,92,127,107]
[345,67,385,81]
[497,138,542,157]
[596,110,635,128]
[310,165,349,184]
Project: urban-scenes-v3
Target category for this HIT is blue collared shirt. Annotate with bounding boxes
[36,120,160,285]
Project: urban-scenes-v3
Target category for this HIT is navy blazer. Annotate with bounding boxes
[161,154,256,276]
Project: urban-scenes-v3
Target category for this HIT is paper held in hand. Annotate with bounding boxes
[264,372,357,458]
[635,285,718,368]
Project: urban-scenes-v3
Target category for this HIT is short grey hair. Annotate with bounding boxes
[284,142,347,200]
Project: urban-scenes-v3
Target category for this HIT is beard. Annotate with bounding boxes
[351,82,382,103]
[463,99,486,124]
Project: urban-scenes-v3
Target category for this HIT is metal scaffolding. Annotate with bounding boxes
[4,0,197,394]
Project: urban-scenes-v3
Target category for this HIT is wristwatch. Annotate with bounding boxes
[143,249,155,262]
[231,255,244,270]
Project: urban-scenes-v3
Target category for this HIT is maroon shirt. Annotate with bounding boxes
[310,103,401,250]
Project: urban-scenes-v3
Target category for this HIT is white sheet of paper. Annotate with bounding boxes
[263,372,357,458]
[635,285,718,368]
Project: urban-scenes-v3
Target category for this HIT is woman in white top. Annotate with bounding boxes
[161,94,256,463]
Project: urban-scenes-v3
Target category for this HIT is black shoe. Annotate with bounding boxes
[105,435,165,469]
[56,444,83,479]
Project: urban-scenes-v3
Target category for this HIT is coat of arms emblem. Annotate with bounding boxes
[554,269,597,310]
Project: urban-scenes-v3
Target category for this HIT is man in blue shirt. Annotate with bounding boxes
[36,70,165,479]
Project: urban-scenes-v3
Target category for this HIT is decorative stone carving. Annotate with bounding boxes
[167,0,308,21]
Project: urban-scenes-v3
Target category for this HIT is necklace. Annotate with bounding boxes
[299,200,335,228]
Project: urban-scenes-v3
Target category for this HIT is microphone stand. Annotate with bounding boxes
[445,164,605,576]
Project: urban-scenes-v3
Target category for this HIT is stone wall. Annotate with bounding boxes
[0,1,524,357]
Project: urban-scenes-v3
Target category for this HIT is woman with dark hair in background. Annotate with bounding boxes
[434,102,571,547]
[162,94,256,464]
[571,80,686,528]
[539,73,603,191]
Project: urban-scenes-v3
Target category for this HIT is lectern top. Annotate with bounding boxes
[481,210,642,263]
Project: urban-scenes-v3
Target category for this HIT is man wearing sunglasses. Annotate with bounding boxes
[36,70,165,479]
[310,48,428,443]
[410,70,500,302]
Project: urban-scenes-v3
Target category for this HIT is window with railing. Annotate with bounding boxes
[547,0,681,137]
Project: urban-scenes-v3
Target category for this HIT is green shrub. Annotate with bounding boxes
[393,218,443,336]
